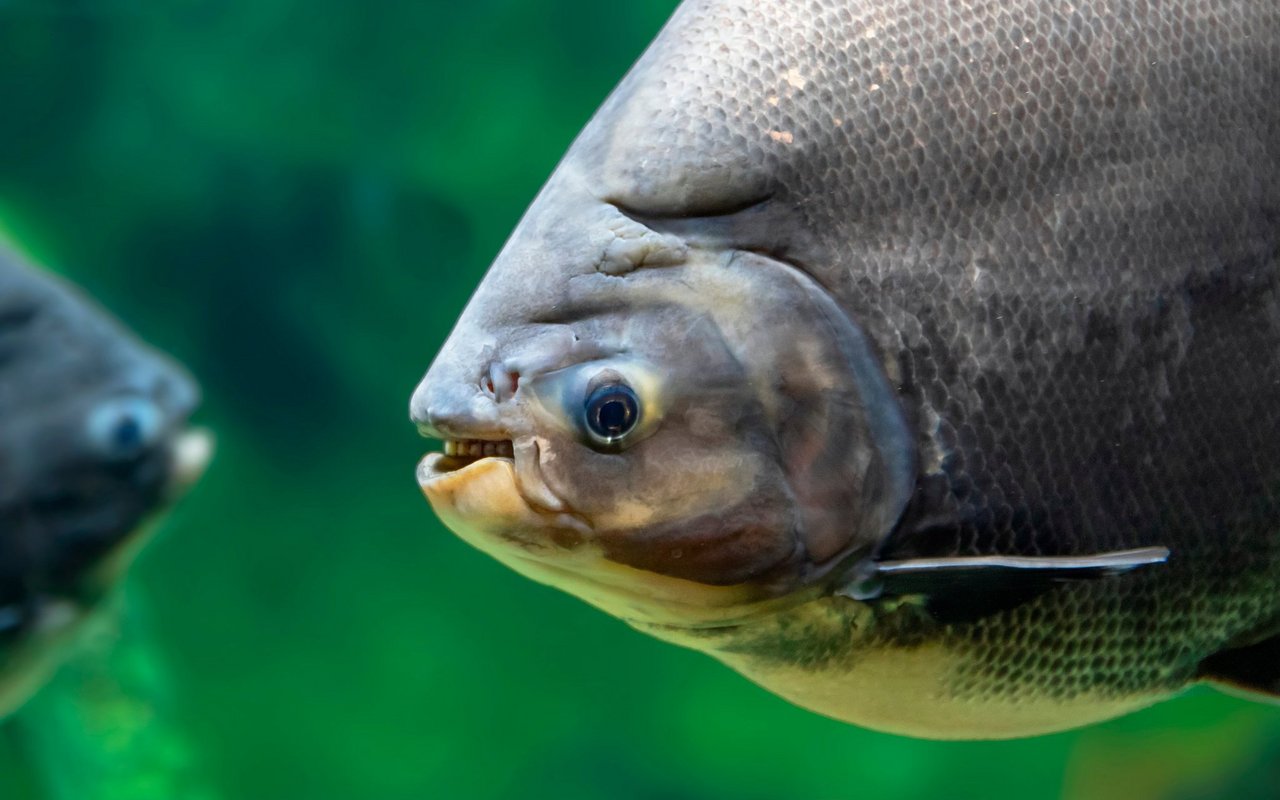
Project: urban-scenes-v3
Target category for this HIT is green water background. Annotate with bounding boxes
[0,1,1277,798]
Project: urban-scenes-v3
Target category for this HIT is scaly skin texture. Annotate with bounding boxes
[591,0,1280,727]
[414,0,1280,737]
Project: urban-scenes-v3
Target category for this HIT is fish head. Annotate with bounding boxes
[412,172,913,627]
[0,248,211,699]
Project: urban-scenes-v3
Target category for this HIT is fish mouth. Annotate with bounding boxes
[415,448,546,558]
[422,438,516,484]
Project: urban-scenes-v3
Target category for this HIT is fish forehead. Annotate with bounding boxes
[0,249,188,408]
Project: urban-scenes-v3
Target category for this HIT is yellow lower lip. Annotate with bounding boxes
[416,452,516,493]
[416,452,542,532]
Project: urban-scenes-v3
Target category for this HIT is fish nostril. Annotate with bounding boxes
[485,363,520,403]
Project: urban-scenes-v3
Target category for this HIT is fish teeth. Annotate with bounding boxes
[441,439,513,459]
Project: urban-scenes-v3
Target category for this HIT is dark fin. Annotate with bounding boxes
[1199,632,1280,701]
[840,547,1170,625]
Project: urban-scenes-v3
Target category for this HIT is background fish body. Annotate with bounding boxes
[414,0,1280,737]
[0,245,209,716]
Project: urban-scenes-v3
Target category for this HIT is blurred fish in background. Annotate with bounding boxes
[0,239,212,797]
[0,243,209,715]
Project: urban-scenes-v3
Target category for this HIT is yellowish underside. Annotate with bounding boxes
[710,637,1175,739]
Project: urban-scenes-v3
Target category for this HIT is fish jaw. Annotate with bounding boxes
[417,453,557,552]
[417,452,790,626]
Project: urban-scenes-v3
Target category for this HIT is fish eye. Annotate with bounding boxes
[86,396,163,461]
[583,383,641,448]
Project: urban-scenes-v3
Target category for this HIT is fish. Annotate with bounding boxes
[0,242,211,716]
[410,0,1280,739]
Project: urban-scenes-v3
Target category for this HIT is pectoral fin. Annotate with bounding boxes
[839,547,1170,624]
[1199,631,1280,702]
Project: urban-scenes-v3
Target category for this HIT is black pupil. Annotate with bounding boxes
[588,387,638,439]
[113,415,144,451]
[598,398,630,433]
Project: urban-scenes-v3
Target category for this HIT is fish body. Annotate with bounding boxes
[412,0,1280,738]
[0,243,210,716]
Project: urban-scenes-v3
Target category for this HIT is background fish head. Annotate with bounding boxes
[412,169,913,627]
[0,248,211,706]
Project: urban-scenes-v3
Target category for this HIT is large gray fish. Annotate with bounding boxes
[0,243,210,715]
[411,0,1280,738]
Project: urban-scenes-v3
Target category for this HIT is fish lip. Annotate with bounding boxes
[416,451,516,490]
[166,426,214,495]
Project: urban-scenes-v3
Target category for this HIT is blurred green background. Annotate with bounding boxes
[0,1,1276,798]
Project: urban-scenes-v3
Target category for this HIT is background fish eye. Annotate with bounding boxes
[85,396,162,462]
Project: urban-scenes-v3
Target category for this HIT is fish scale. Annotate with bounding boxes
[414,0,1280,737]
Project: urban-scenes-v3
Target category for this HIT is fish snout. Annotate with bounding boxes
[411,359,511,440]
[153,359,200,423]
[121,343,201,424]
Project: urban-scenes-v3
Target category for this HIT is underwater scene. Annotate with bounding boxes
[0,1,1278,798]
